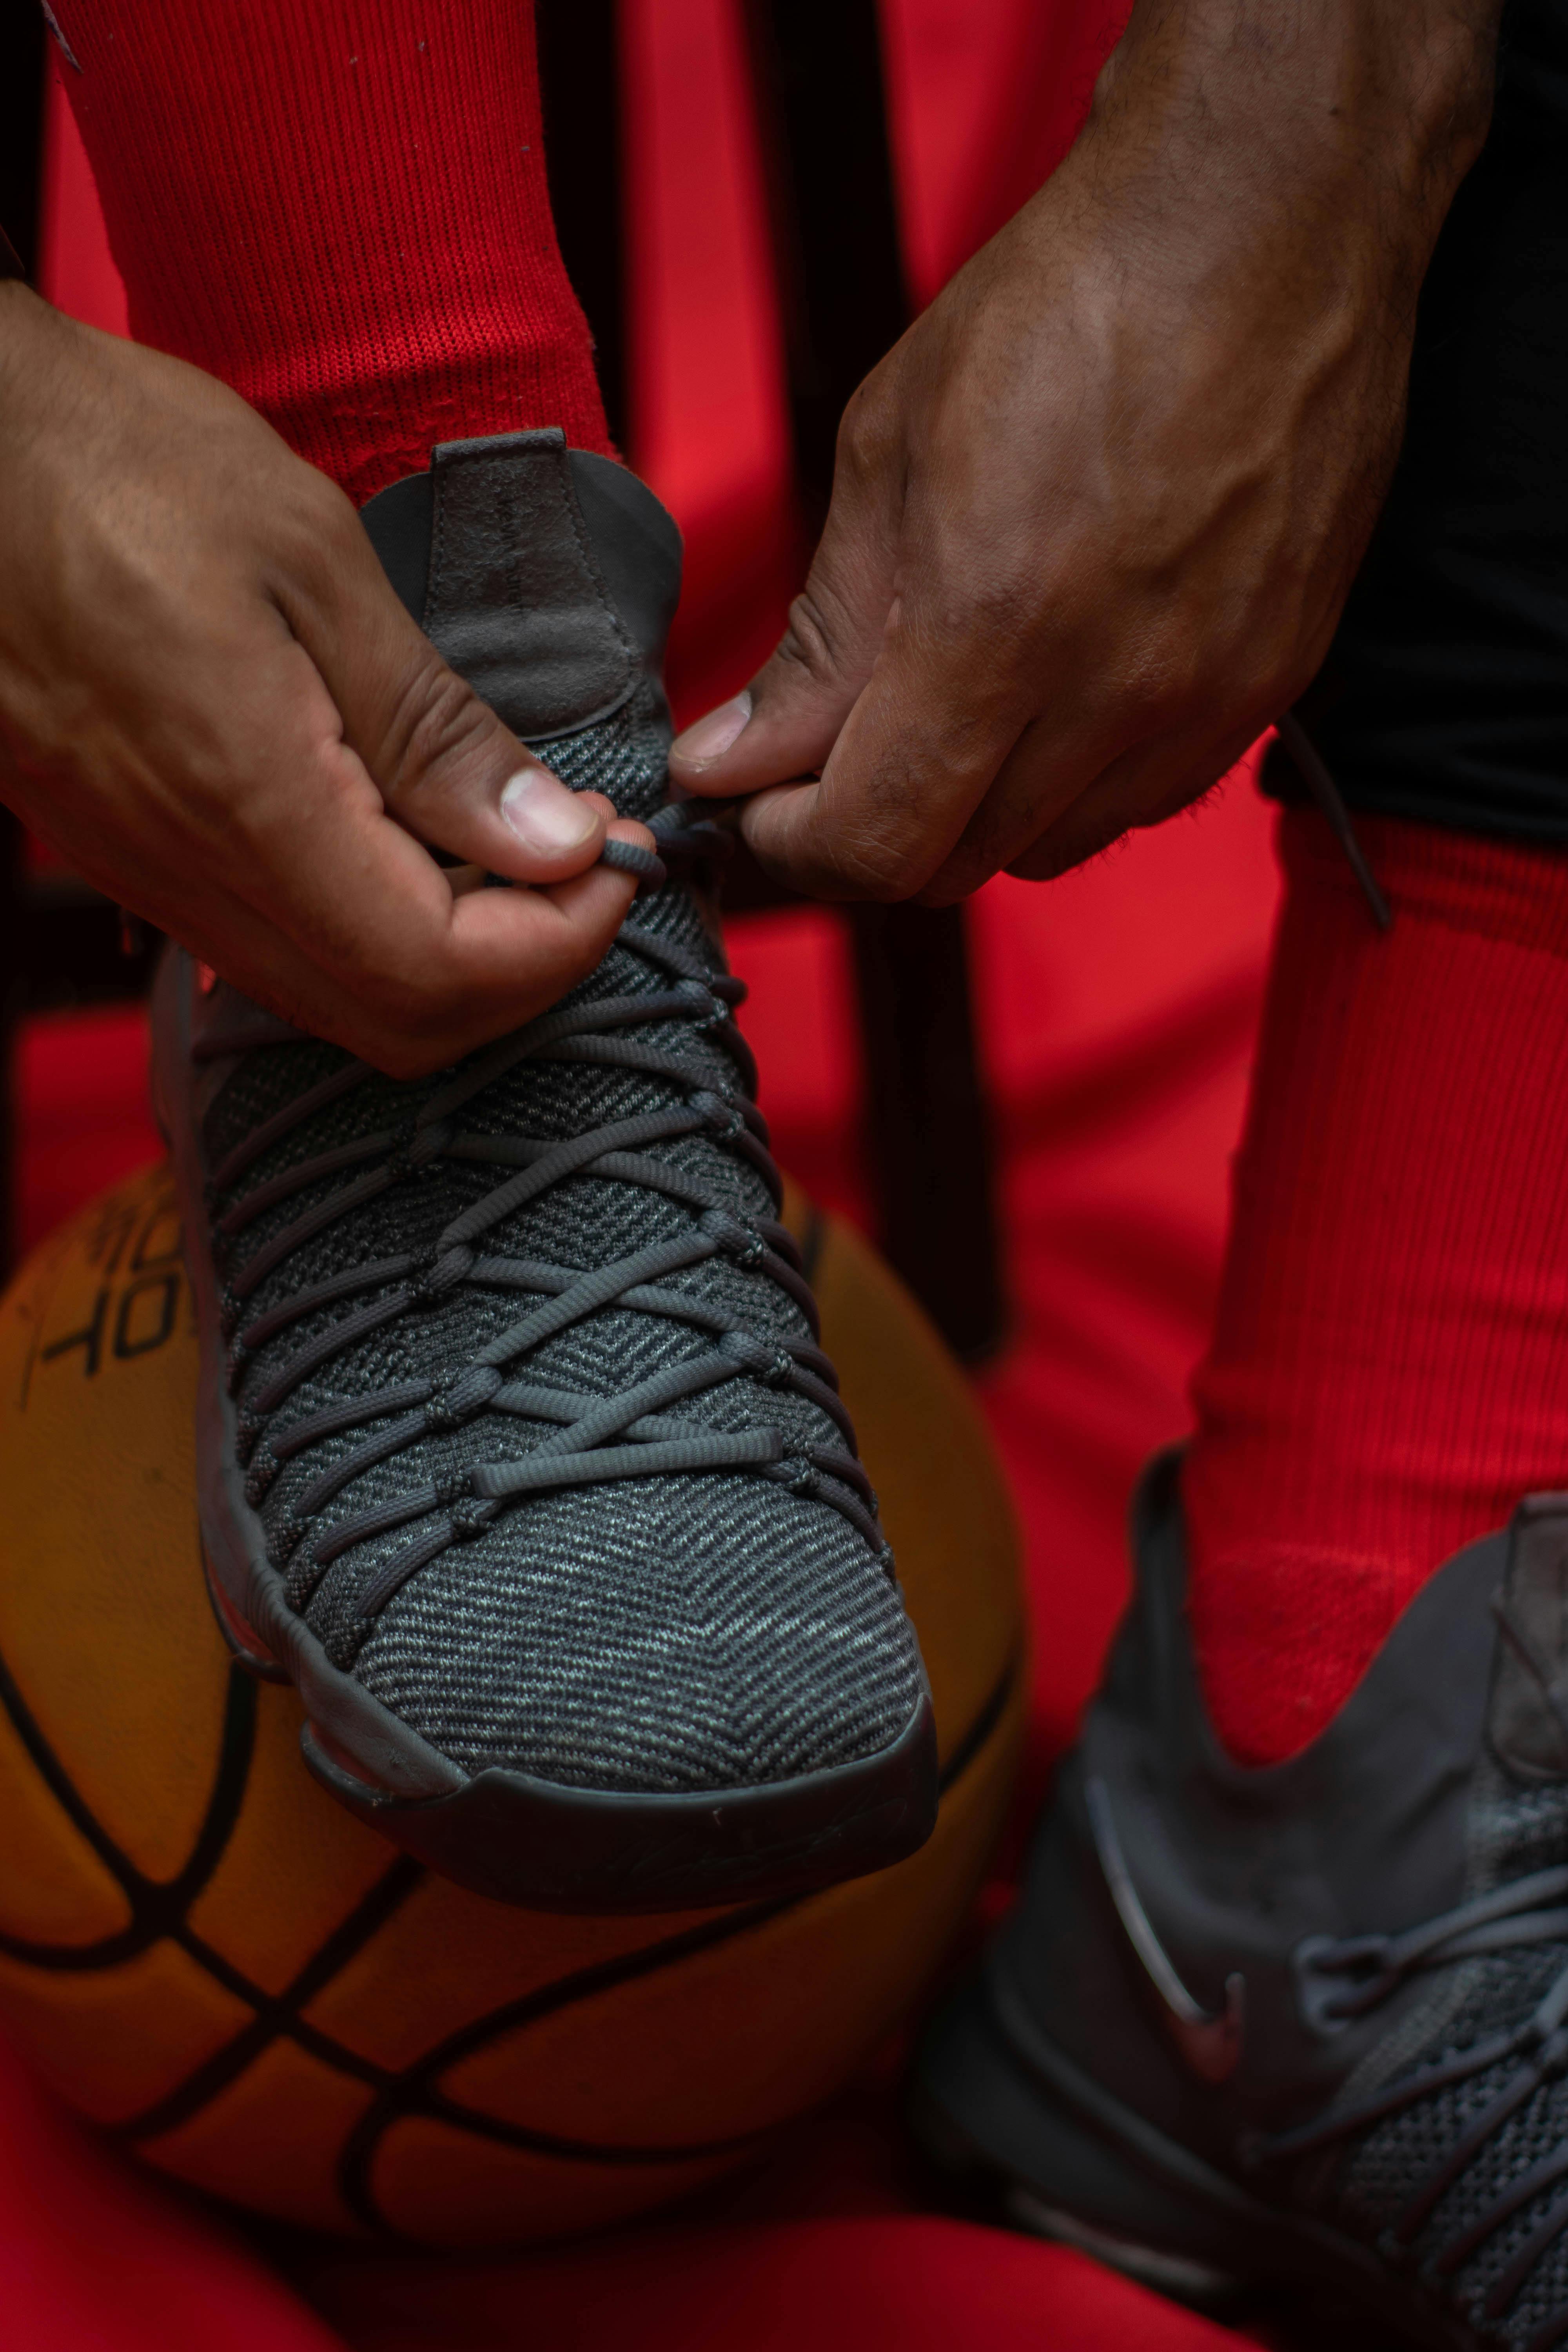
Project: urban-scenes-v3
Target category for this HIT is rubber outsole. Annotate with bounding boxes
[201,1530,940,1915]
[298,1691,939,1913]
[911,1964,1476,2352]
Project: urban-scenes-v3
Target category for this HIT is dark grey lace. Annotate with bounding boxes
[204,807,891,1627]
[1250,1867,1568,2350]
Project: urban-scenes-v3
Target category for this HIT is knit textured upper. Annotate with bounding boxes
[1300,1757,1568,2348]
[203,679,925,1793]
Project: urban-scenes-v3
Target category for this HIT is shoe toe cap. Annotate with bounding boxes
[339,1472,927,1795]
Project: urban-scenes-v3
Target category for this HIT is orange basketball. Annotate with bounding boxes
[0,1163,1023,2245]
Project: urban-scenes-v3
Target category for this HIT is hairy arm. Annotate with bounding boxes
[670,0,1502,898]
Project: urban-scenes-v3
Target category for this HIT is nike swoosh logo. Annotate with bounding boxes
[1085,1775,1245,2085]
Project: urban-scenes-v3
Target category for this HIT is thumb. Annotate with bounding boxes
[283,504,608,882]
[669,413,900,800]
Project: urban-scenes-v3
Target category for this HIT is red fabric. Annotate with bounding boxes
[0,2036,341,2352]
[304,2219,1233,2352]
[1187,810,1568,1766]
[0,1992,1229,2352]
[50,0,609,504]
[15,7,1289,2348]
[881,0,1134,306]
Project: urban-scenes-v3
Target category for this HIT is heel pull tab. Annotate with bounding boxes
[423,428,638,744]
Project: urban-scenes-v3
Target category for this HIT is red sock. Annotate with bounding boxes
[53,0,610,504]
[1186,807,1568,1766]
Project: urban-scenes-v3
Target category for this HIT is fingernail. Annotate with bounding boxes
[499,768,599,855]
[674,691,751,766]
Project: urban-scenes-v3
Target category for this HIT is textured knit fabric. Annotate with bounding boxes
[212,677,923,1791]
[1185,808,1568,1768]
[1326,1755,1568,2346]
[51,0,611,503]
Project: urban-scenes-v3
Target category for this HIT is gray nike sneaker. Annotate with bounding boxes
[152,427,935,1914]
[914,1449,1568,2349]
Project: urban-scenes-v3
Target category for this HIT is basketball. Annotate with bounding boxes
[0,1163,1024,2246]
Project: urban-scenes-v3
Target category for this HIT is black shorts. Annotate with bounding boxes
[1269,0,1568,840]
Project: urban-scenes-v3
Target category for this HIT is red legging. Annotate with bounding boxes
[50,0,611,506]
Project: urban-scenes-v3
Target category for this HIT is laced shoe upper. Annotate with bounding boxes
[181,440,926,1798]
[991,1461,1568,2351]
[1266,1761,1568,2350]
[1254,1514,1568,2352]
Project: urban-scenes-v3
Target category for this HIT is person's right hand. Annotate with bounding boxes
[0,284,649,1077]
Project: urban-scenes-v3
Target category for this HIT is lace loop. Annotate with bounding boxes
[1260,1864,1568,2332]
[424,1364,503,1431]
[411,1242,475,1304]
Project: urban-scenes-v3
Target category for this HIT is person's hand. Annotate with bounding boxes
[0,283,650,1075]
[669,0,1499,901]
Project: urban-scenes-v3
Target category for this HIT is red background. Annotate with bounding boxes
[8,5,1285,2343]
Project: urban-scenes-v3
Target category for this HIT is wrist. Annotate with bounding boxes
[0,279,49,331]
[0,283,69,388]
[1063,0,1499,298]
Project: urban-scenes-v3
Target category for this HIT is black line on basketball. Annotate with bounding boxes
[0,1561,1014,2243]
[0,1655,257,1968]
[115,1856,424,2144]
[392,1895,796,2087]
[334,1896,795,2232]
[336,1652,1021,2235]
[418,2085,779,2167]
[373,1651,1014,2111]
[935,1652,1018,1795]
[171,1670,261,1902]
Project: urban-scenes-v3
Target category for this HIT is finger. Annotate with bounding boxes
[1001,719,1266,887]
[107,785,644,1078]
[668,385,902,800]
[93,622,651,1071]
[423,793,630,893]
[269,488,609,884]
[909,702,1131,902]
[437,789,621,902]
[234,776,645,1076]
[914,580,1289,897]
[241,715,650,1070]
[733,548,1039,899]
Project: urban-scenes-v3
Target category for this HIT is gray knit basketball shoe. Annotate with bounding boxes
[915,1451,1568,2348]
[152,429,935,1913]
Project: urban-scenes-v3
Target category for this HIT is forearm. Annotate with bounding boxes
[1066,0,1502,309]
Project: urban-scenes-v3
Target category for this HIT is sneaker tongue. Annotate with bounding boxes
[1490,1497,1568,1780]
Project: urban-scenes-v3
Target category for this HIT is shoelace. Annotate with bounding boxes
[202,807,891,1630]
[1249,1862,1568,2350]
